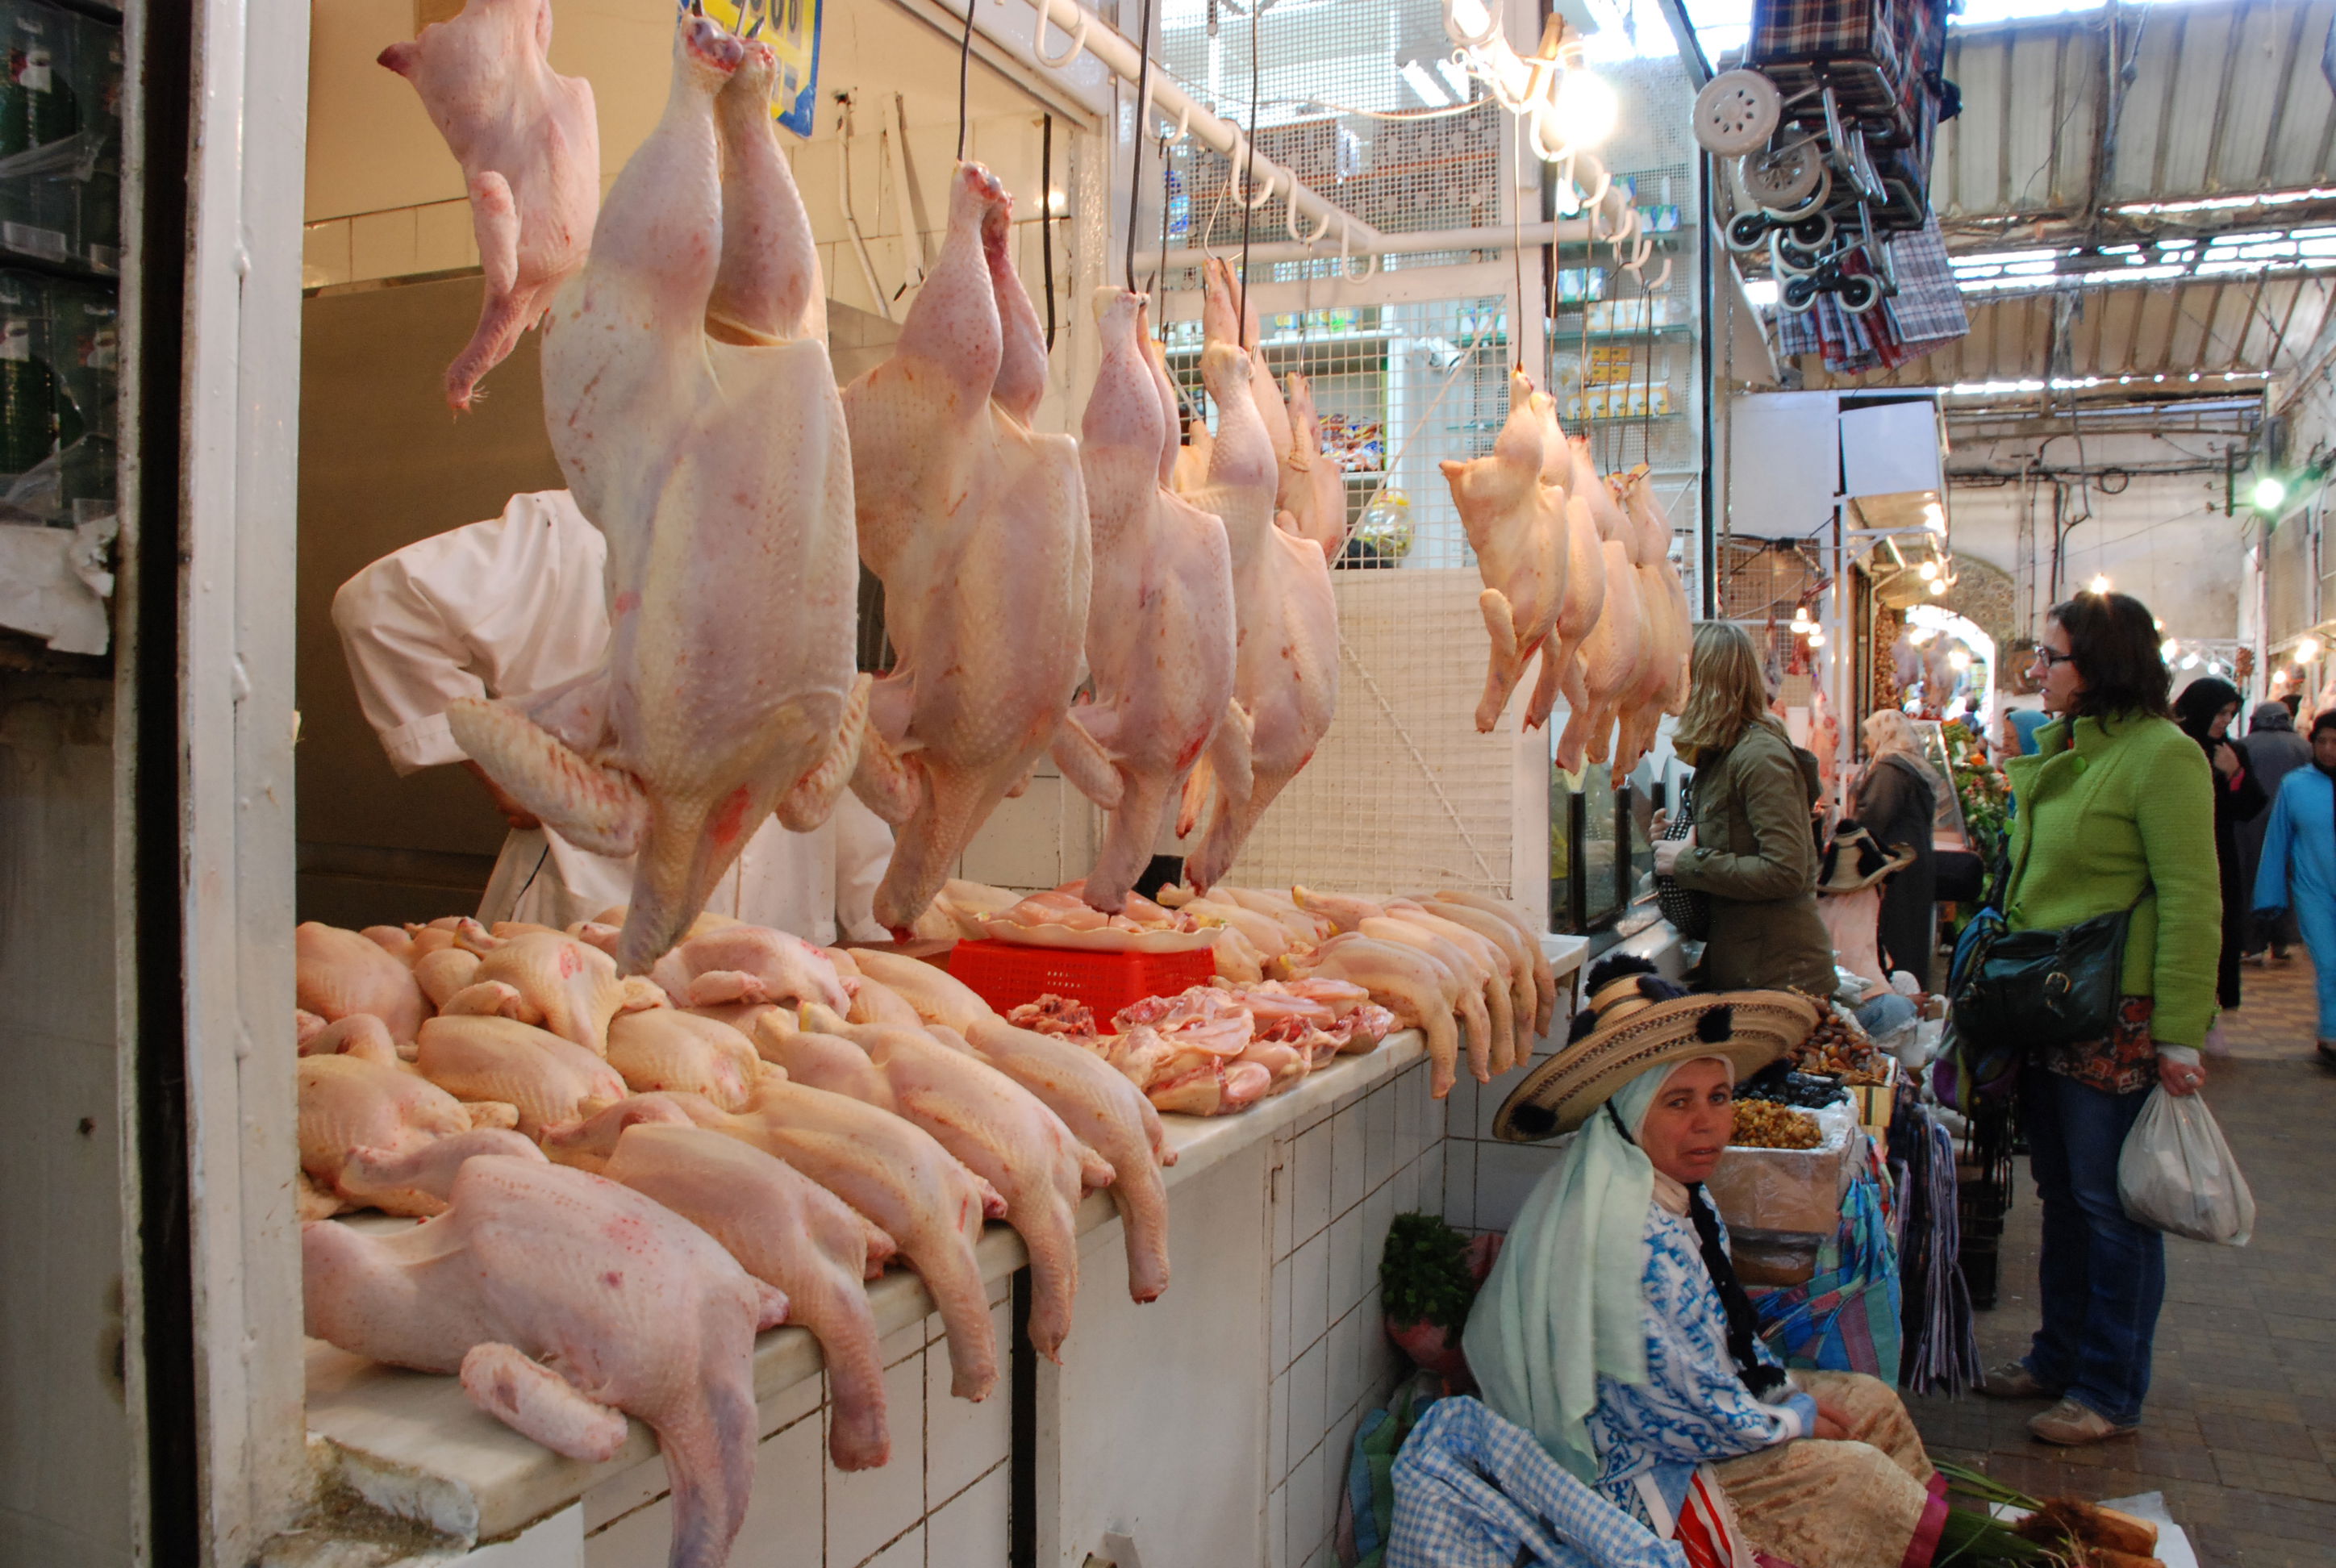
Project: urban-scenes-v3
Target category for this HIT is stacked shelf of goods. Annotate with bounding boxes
[0,0,120,531]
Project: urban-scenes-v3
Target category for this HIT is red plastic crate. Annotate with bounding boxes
[948,938,1216,1021]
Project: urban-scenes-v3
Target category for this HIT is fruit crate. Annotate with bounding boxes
[947,939,1216,1022]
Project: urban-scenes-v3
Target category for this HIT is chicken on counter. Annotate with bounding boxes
[453,20,864,976]
[304,1153,784,1568]
[298,921,428,1044]
[603,1124,896,1471]
[377,0,599,411]
[843,163,1091,936]
[296,1019,525,1219]
[650,922,854,1015]
[1057,290,1243,914]
[414,1014,628,1136]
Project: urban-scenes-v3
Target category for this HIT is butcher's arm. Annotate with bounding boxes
[331,533,496,776]
[1673,751,1819,902]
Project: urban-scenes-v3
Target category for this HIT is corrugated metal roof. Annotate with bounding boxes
[1933,0,2336,240]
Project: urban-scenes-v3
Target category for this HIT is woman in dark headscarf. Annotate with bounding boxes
[2172,677,2268,1009]
[2238,700,2311,961]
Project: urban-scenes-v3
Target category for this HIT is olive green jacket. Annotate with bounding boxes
[1674,719,1838,994]
[2000,712,2220,1047]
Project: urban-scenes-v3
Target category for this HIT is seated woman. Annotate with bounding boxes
[1464,957,1945,1568]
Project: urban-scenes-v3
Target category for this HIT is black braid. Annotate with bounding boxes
[1687,1185,1787,1398]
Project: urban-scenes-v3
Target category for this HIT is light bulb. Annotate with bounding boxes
[2180,653,2200,669]
[1948,648,1971,670]
[1540,69,1617,150]
[2088,573,2111,594]
[2252,474,2288,511]
[1918,561,1938,581]
[2299,635,2323,662]
[2160,639,2179,661]
[1807,628,1825,647]
[1929,578,1946,596]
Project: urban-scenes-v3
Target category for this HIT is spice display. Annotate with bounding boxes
[1788,1006,1893,1084]
[1729,1099,1823,1150]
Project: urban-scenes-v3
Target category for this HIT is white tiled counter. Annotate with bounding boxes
[294,936,1596,1568]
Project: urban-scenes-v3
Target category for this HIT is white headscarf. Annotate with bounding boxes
[1460,1055,1733,1481]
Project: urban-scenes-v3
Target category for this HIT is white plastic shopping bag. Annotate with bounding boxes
[2117,1089,2255,1245]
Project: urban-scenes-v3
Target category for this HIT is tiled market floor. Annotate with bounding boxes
[1905,949,2336,1567]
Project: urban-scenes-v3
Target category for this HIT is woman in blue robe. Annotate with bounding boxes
[2251,707,2336,1063]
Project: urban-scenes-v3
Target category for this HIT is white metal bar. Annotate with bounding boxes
[181,0,311,1555]
[1158,219,1616,271]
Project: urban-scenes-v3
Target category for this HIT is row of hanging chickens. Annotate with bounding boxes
[386,0,1343,986]
[294,875,1550,1566]
[1437,369,1695,782]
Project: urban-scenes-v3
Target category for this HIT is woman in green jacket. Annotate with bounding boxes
[1981,591,2217,1447]
[1654,622,1837,994]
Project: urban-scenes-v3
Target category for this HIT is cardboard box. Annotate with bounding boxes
[1707,1103,1859,1236]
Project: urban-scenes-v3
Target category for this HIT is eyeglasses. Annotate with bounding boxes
[2030,646,2077,670]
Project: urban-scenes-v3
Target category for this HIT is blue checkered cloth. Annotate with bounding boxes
[1386,1396,1688,1568]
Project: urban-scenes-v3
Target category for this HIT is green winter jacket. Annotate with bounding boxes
[1671,718,1838,994]
[2000,711,2221,1047]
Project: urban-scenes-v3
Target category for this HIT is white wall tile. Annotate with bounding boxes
[1392,1157,1420,1222]
[1285,1445,1324,1568]
[878,1317,929,1368]
[1271,1141,1295,1260]
[1366,1085,1397,1189]
[761,1370,825,1441]
[1270,1253,1293,1374]
[926,1305,1011,1508]
[1440,1140,1475,1231]
[1444,1070,1478,1142]
[925,1462,1008,1568]
[1330,1103,1366,1219]
[1473,1142,1558,1235]
[1294,1121,1332,1245]
[827,1354,928,1568]
[1328,1207,1363,1322]
[1329,1307,1365,1426]
[1422,1141,1446,1219]
[733,1416,825,1568]
[1362,1181,1396,1297]
[1291,1230,1329,1357]
[1268,1368,1290,1482]
[864,1522,924,1568]
[1287,1337,1327,1474]
[586,1493,671,1568]
[1266,1483,1289,1568]
[1323,1404,1362,1543]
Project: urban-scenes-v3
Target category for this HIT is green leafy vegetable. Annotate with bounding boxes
[1379,1212,1479,1332]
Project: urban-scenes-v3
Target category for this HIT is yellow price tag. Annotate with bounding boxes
[701,0,825,137]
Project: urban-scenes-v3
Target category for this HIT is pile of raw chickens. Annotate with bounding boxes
[1438,367,1696,781]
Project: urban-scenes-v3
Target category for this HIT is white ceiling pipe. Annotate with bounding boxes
[1157,217,1624,269]
[1016,0,1387,248]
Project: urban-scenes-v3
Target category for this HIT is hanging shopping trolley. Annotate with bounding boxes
[1693,0,1954,315]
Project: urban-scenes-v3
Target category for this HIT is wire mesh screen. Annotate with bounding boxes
[1153,0,1500,256]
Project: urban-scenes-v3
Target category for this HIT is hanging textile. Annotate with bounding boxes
[1749,1170,1904,1381]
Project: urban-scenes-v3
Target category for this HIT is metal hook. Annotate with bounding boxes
[1641,256,1672,292]
[1441,0,1500,48]
[1033,0,1089,67]
[1237,161,1279,209]
[1287,202,1332,244]
[1337,217,1376,280]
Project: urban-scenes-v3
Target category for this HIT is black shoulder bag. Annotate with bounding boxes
[1948,855,2143,1076]
[1654,775,1711,941]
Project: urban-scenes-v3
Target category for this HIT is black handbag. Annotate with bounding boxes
[1949,865,2142,1059]
[1654,778,1711,941]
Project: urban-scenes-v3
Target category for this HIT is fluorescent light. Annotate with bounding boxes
[1433,57,1472,99]
[1399,60,1454,107]
[2181,653,2201,669]
[2299,635,2323,662]
[1445,0,1493,39]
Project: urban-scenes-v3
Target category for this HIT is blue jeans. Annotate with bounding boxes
[2020,1069,2163,1426]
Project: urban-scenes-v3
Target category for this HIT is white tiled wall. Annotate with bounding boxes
[583,1282,1012,1568]
[1442,956,1593,1236]
[1264,1059,1447,1568]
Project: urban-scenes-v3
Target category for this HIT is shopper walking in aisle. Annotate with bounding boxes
[2171,676,2267,1020]
[1652,622,1836,994]
[2238,699,2310,963]
[1982,592,2217,1445]
[1852,707,1940,983]
[2250,709,2336,1066]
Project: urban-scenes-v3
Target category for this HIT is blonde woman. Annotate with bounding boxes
[1652,623,1836,991]
[1854,707,1941,982]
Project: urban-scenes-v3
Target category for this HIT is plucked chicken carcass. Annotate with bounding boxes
[843,164,1091,934]
[1287,933,1468,1097]
[1439,369,1568,733]
[650,923,853,1015]
[454,22,863,976]
[603,1124,896,1470]
[1534,401,1608,737]
[550,1082,1007,1400]
[1291,889,1505,1077]
[378,0,599,411]
[1554,494,1642,778]
[1057,290,1243,914]
[1278,371,1349,560]
[1604,466,1692,784]
[414,1014,628,1136]
[304,1154,783,1568]
[606,1008,765,1111]
[843,948,995,1035]
[298,922,428,1043]
[801,1006,1112,1357]
[297,1020,528,1219]
[434,930,640,1054]
[964,1015,1174,1303]
[1430,889,1557,1036]
[1178,260,1339,891]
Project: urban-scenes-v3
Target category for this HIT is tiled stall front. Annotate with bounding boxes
[1265,1058,1445,1568]
[586,1285,1015,1568]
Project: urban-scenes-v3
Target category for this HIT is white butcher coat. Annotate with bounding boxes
[332,490,891,943]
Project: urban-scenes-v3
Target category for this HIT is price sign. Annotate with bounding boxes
[703,0,825,139]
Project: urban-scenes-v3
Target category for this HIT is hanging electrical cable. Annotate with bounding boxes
[1041,112,1057,351]
[1235,0,1259,328]
[955,0,974,163]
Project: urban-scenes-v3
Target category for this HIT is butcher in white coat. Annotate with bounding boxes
[332,489,892,942]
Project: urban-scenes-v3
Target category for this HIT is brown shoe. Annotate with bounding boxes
[2029,1398,2137,1445]
[1981,1359,2055,1399]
